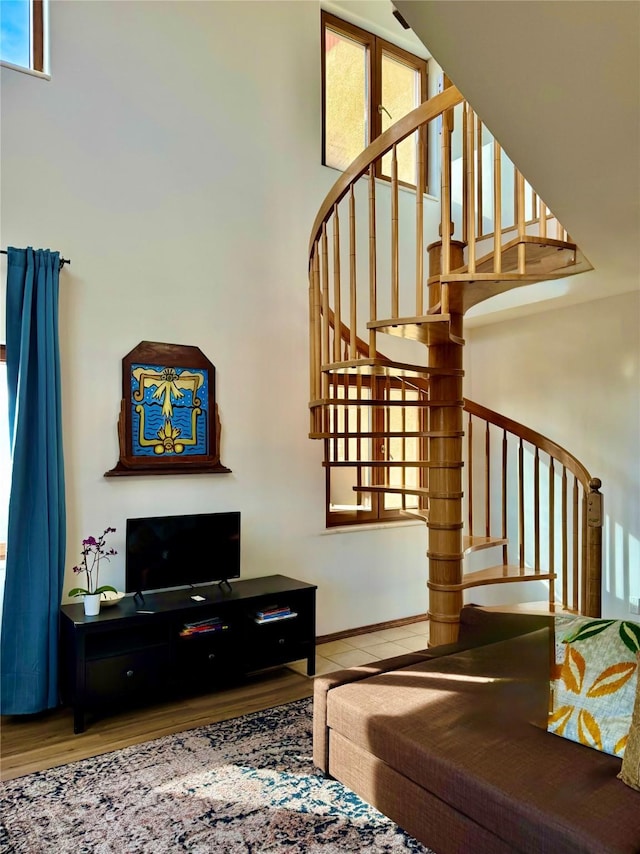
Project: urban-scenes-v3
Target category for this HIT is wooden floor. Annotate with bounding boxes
[0,667,313,782]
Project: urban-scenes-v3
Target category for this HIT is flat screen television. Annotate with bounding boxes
[125,511,240,594]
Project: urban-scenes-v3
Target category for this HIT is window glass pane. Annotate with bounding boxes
[479,125,494,236]
[524,179,535,222]
[380,52,420,184]
[324,28,368,171]
[450,102,465,240]
[501,148,516,229]
[0,0,30,68]
[328,383,372,512]
[384,388,419,510]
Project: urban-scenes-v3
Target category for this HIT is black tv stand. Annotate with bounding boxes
[217,579,232,593]
[133,590,145,605]
[59,574,316,733]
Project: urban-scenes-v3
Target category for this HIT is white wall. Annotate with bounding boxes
[0,0,430,635]
[465,291,640,619]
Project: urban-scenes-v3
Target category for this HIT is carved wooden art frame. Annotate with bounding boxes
[105,341,231,477]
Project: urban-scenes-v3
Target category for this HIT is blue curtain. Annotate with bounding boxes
[1,247,66,714]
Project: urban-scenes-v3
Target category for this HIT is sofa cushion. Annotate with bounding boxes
[548,615,640,756]
[618,652,640,791]
[326,629,640,854]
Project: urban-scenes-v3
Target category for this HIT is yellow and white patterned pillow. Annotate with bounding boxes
[618,652,640,790]
[547,616,640,756]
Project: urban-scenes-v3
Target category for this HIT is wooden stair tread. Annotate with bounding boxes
[354,484,431,497]
[310,399,462,409]
[399,509,429,522]
[309,430,462,440]
[322,460,462,468]
[322,460,463,468]
[354,484,462,498]
[463,535,508,553]
[427,237,593,314]
[474,236,578,275]
[461,565,555,590]
[321,358,463,378]
[367,315,464,346]
[476,602,578,616]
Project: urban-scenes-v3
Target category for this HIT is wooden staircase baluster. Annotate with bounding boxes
[321,224,330,403]
[343,372,349,462]
[401,380,407,502]
[516,171,526,274]
[485,421,491,536]
[476,115,483,237]
[586,479,603,617]
[518,437,525,568]
[573,476,579,611]
[441,95,453,280]
[416,127,425,315]
[549,458,555,609]
[368,164,377,357]
[332,206,342,362]
[311,244,321,402]
[534,447,540,571]
[502,429,508,565]
[332,376,338,465]
[465,103,476,275]
[349,186,357,359]
[467,413,474,536]
[494,140,502,273]
[562,466,568,608]
[581,492,587,615]
[356,374,362,476]
[391,145,399,319]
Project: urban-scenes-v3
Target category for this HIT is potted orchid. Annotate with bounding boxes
[69,526,119,615]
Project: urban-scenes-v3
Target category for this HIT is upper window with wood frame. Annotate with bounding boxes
[322,11,428,189]
[0,0,45,74]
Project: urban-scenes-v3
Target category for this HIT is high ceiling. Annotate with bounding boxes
[393,0,640,324]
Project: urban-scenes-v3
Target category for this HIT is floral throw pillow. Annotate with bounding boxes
[618,652,640,790]
[547,616,640,756]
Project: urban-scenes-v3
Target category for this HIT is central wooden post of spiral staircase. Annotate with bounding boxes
[427,316,465,646]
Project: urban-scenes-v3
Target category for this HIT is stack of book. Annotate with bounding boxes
[179,616,229,637]
[254,605,297,625]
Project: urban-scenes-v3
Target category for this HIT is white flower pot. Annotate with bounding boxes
[84,593,101,616]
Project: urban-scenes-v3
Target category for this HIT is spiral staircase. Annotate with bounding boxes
[307,84,603,646]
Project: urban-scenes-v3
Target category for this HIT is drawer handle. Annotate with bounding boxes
[126,670,134,677]
[278,638,285,645]
[208,653,216,661]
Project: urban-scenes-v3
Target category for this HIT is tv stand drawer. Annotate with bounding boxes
[85,645,169,705]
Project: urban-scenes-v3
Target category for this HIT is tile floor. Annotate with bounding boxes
[288,620,430,678]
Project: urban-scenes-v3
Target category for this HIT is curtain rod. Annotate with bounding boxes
[1,249,71,272]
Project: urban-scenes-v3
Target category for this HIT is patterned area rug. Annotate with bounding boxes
[0,697,433,853]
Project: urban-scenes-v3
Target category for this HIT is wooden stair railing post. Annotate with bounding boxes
[427,313,464,646]
[586,478,603,617]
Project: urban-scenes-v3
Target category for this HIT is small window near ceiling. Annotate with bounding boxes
[322,11,428,190]
[0,0,45,73]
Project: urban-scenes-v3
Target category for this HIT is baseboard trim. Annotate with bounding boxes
[316,613,428,645]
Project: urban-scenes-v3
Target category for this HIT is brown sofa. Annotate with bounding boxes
[313,606,640,854]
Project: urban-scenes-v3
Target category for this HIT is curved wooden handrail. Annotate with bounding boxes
[308,85,465,258]
[463,397,598,492]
